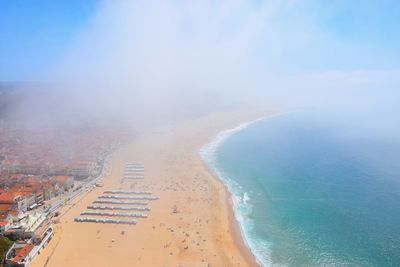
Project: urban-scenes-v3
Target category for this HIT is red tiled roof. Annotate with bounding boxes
[10,210,19,217]
[54,176,71,183]
[43,182,54,190]
[0,204,13,211]
[13,243,34,263]
[0,192,23,203]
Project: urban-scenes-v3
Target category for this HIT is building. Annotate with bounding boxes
[5,222,54,267]
[53,176,74,191]
[0,192,28,212]
[5,242,34,267]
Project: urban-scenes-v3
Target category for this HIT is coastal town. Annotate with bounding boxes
[0,118,125,266]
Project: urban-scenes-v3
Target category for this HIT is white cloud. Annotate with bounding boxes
[33,0,399,125]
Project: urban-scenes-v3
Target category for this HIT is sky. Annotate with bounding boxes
[260,0,400,72]
[1,0,399,81]
[0,0,99,81]
[1,0,400,133]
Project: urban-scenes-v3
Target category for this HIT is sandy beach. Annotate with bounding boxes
[31,109,269,267]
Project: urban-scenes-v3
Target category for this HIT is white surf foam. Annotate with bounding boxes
[199,114,293,266]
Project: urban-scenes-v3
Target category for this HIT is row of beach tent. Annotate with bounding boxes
[123,162,145,180]
[87,204,151,211]
[80,211,148,218]
[74,217,137,225]
[98,194,158,200]
[104,189,151,195]
[93,199,149,205]
[75,162,157,225]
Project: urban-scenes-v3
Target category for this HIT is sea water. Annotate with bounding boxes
[201,112,400,266]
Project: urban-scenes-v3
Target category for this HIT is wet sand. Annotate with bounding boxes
[31,109,269,267]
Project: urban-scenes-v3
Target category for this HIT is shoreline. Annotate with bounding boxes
[198,154,260,267]
[30,109,274,267]
[200,111,291,267]
[199,118,267,267]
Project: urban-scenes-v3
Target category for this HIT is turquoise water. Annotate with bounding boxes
[202,113,400,266]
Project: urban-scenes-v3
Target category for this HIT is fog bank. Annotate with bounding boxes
[8,0,400,136]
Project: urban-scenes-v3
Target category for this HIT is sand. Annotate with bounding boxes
[31,109,269,267]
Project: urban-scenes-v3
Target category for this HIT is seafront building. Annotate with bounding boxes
[0,92,130,266]
[4,222,54,267]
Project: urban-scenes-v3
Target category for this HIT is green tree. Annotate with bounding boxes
[0,237,13,265]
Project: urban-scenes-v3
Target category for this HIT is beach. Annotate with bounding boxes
[30,109,269,267]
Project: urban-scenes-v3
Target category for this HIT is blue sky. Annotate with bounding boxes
[0,0,399,81]
[255,0,400,72]
[0,0,99,81]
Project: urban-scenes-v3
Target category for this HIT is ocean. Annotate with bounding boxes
[201,112,400,266]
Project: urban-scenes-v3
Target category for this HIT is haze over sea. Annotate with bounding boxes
[202,111,400,266]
